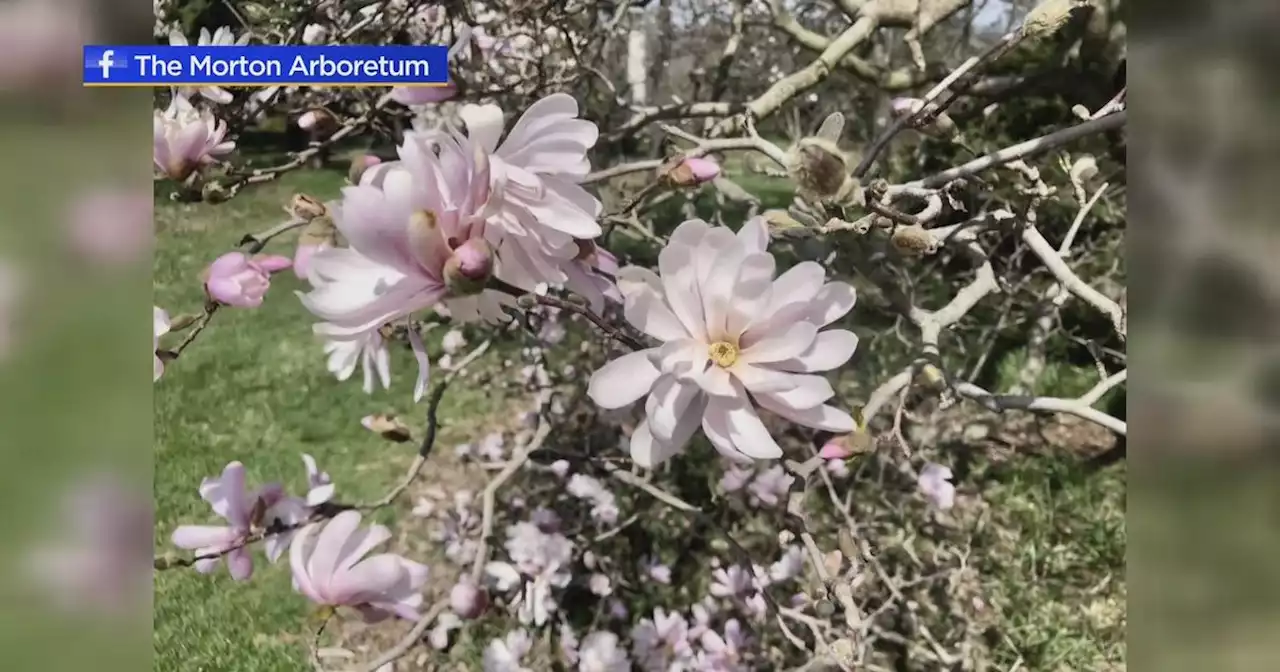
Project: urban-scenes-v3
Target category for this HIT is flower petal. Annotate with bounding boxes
[740,322,819,364]
[753,395,855,433]
[588,349,661,409]
[702,392,783,460]
[773,330,859,373]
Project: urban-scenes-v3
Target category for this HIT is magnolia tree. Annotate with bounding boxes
[150,0,1127,669]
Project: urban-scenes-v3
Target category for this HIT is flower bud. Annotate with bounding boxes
[914,363,948,394]
[443,239,494,296]
[360,414,412,443]
[1070,155,1099,185]
[297,107,339,135]
[788,138,851,202]
[301,23,328,45]
[449,580,489,619]
[659,156,720,187]
[1022,0,1088,41]
[288,193,328,220]
[890,225,939,256]
[348,154,382,185]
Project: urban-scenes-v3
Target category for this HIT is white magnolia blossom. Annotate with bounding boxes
[588,217,859,467]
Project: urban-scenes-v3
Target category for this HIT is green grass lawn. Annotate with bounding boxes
[153,167,511,671]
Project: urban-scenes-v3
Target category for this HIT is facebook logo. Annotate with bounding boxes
[83,47,129,83]
[97,50,115,78]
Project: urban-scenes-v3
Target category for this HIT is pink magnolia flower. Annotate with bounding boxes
[694,619,748,671]
[918,462,956,510]
[301,130,505,336]
[171,462,305,580]
[153,306,170,382]
[289,510,430,622]
[68,188,153,267]
[457,95,606,294]
[587,217,860,467]
[167,27,250,104]
[204,252,291,307]
[153,94,235,181]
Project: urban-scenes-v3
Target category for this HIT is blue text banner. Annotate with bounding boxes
[82,45,449,87]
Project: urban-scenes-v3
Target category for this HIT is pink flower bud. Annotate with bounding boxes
[818,439,852,460]
[297,110,317,130]
[203,252,291,308]
[683,157,721,183]
[660,156,721,187]
[449,580,488,619]
[443,239,493,296]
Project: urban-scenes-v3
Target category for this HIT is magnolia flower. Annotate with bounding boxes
[695,620,748,671]
[588,217,859,467]
[153,306,170,382]
[289,510,429,621]
[483,629,534,672]
[301,23,328,45]
[632,608,694,670]
[578,632,630,672]
[746,465,794,507]
[918,462,956,510]
[204,252,291,308]
[300,128,509,342]
[153,94,235,181]
[168,27,250,103]
[301,454,334,506]
[709,565,759,598]
[171,462,305,580]
[457,95,607,295]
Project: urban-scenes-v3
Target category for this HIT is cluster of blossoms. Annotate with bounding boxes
[148,40,976,662]
[167,457,430,621]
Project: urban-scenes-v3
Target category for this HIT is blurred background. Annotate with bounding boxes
[0,0,153,670]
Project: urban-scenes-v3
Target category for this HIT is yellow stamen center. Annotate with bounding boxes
[708,341,739,368]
